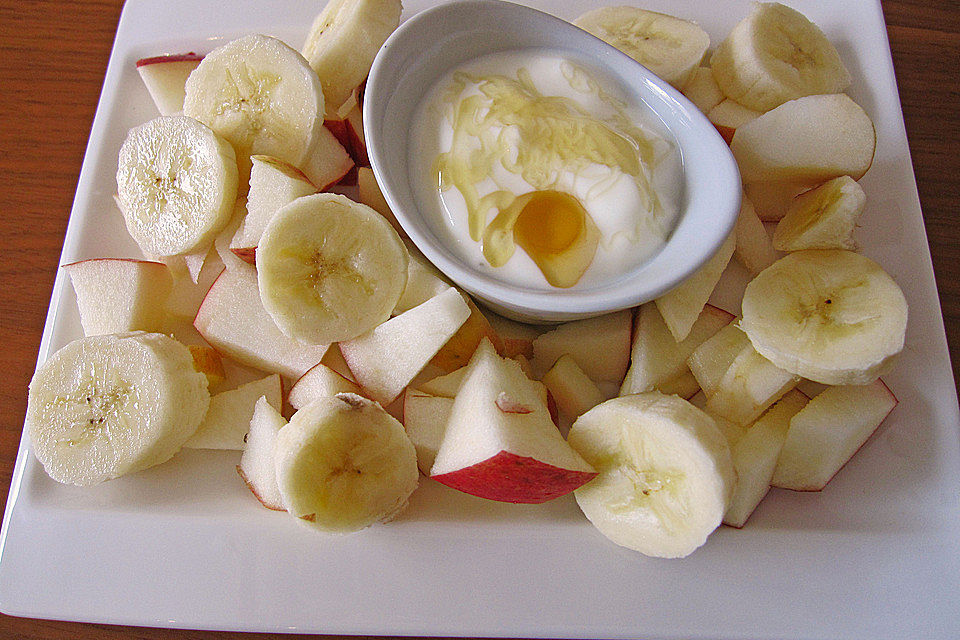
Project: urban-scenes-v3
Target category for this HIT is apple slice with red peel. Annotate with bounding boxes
[723,389,808,528]
[341,288,472,405]
[731,93,876,184]
[136,53,202,116]
[429,295,504,373]
[230,155,317,261]
[486,312,541,359]
[532,309,631,384]
[357,167,407,240]
[430,340,596,503]
[189,345,226,389]
[681,67,724,115]
[707,99,762,144]
[64,258,173,336]
[687,324,753,397]
[324,119,351,150]
[344,102,368,166]
[656,231,736,342]
[393,248,452,315]
[772,379,897,491]
[403,390,454,474]
[320,344,356,383]
[734,196,777,274]
[705,340,800,426]
[288,362,362,411]
[237,396,287,511]
[542,354,605,422]
[744,180,810,222]
[299,125,355,191]
[186,374,283,450]
[193,262,329,379]
[621,303,734,396]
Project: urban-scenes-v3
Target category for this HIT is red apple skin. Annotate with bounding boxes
[317,161,355,192]
[236,466,285,511]
[325,120,351,150]
[714,124,736,145]
[336,165,359,187]
[345,119,369,167]
[431,450,597,504]
[230,247,257,265]
[136,52,203,67]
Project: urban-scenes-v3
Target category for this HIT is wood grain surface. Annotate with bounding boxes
[0,0,957,638]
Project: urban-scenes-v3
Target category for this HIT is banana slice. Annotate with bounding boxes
[257,193,408,344]
[710,3,851,112]
[183,34,325,183]
[274,393,418,532]
[740,250,908,385]
[567,393,735,558]
[26,332,209,486]
[116,116,238,256]
[573,7,710,89]
[301,0,402,112]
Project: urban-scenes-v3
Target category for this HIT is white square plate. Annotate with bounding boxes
[1,1,958,638]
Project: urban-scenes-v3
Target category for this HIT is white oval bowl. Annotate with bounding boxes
[364,0,740,323]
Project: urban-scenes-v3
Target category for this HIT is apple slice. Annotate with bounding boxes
[688,393,748,448]
[772,379,897,491]
[136,53,202,115]
[344,102,368,166]
[681,67,724,115]
[64,258,173,336]
[186,374,283,450]
[393,248,452,315]
[417,366,468,398]
[230,155,317,261]
[193,262,329,379]
[341,288,472,405]
[723,389,809,528]
[621,303,734,396]
[731,93,876,184]
[656,370,700,400]
[705,341,800,426]
[486,312,542,359]
[773,175,866,251]
[430,340,596,503]
[744,180,810,222]
[655,231,736,342]
[532,309,632,384]
[165,246,226,322]
[299,125,355,191]
[734,196,777,274]
[403,390,454,474]
[707,98,762,144]
[320,344,356,382]
[357,167,407,239]
[288,362,362,410]
[237,396,287,511]
[429,295,504,373]
[541,355,605,421]
[687,324,754,398]
[189,344,226,389]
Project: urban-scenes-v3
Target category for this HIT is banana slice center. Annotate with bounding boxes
[219,67,283,144]
[50,370,133,447]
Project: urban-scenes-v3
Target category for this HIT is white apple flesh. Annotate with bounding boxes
[185,374,283,450]
[136,53,202,116]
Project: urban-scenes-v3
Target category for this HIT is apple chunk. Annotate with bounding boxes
[532,309,632,384]
[64,258,173,336]
[403,390,454,474]
[430,340,596,503]
[541,355,605,421]
[185,374,282,450]
[341,288,472,405]
[772,380,897,491]
[707,98,762,144]
[136,53,202,116]
[288,362,361,410]
[237,396,287,511]
[393,248,452,315]
[734,196,777,274]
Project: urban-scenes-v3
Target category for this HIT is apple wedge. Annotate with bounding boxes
[773,175,866,251]
[186,374,283,450]
[429,295,504,373]
[403,390,454,474]
[532,309,632,384]
[744,180,810,222]
[193,262,329,379]
[320,344,356,382]
[430,340,596,503]
[707,98,763,144]
[189,344,226,389]
[417,366,467,398]
[299,125,355,191]
[341,288,472,405]
[288,362,362,410]
[357,167,407,240]
[723,389,808,528]
[230,155,317,262]
[486,312,542,359]
[655,231,736,342]
[681,67,724,115]
[237,396,287,511]
[656,370,700,400]
[344,102,368,166]
[621,303,734,396]
[64,258,173,336]
[393,249,452,315]
[772,379,897,491]
[136,53,202,115]
[541,355,605,421]
[687,323,754,398]
[731,94,876,184]
[734,196,777,274]
[705,340,800,426]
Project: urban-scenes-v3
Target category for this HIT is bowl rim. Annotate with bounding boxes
[364,0,741,319]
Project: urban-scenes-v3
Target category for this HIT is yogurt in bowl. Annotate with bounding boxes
[365,0,740,322]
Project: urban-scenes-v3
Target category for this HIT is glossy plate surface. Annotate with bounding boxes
[1,1,958,638]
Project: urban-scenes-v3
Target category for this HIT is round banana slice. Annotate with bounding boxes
[26,332,209,486]
[741,250,908,385]
[710,3,851,112]
[573,7,710,89]
[568,393,735,558]
[116,116,238,256]
[274,393,418,532]
[257,193,408,344]
[183,34,325,180]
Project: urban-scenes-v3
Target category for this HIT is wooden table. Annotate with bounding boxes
[0,0,957,638]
